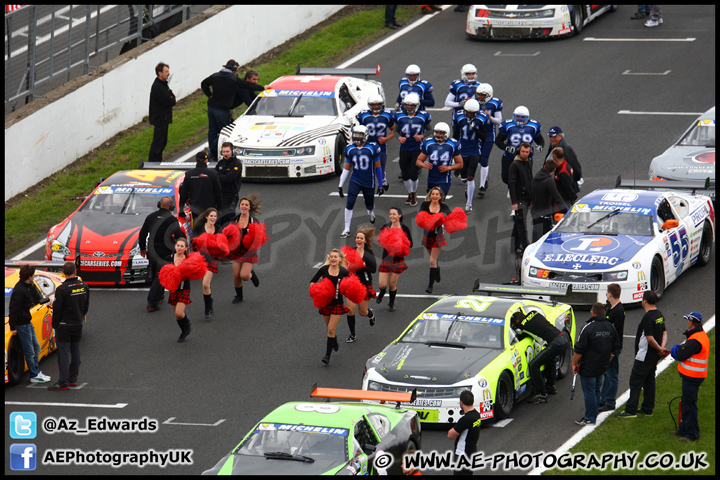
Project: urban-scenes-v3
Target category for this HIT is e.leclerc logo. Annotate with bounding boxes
[561,236,621,254]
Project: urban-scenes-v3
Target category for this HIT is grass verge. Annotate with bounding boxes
[545,329,715,475]
[4,5,418,255]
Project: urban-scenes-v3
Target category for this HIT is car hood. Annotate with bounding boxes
[227,116,348,147]
[529,231,650,270]
[202,453,344,475]
[372,343,499,385]
[649,146,715,183]
[56,212,142,254]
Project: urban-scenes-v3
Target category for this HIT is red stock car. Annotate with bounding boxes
[45,169,186,285]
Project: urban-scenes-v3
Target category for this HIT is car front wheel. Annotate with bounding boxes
[494,371,515,419]
[572,6,584,35]
[334,136,347,176]
[650,256,665,298]
[7,338,25,385]
[556,330,573,379]
[697,221,713,267]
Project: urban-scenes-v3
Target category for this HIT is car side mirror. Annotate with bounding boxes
[662,219,679,230]
[363,444,377,455]
[554,213,564,222]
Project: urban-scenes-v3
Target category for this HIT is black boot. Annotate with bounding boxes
[204,294,213,319]
[333,336,339,352]
[376,288,386,304]
[426,268,438,294]
[346,315,356,341]
[436,264,441,283]
[322,337,333,364]
[367,308,376,326]
[232,286,243,304]
[250,270,259,287]
[388,289,397,311]
[178,315,191,342]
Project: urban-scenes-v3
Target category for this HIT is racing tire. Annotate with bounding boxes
[650,256,665,299]
[406,439,418,452]
[696,221,713,267]
[334,136,347,176]
[571,6,584,35]
[555,330,573,379]
[494,371,515,419]
[6,337,25,386]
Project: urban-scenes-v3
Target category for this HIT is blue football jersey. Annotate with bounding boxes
[397,79,435,108]
[497,119,542,159]
[356,109,395,153]
[480,97,503,138]
[344,142,381,188]
[449,79,480,122]
[395,110,432,152]
[456,112,490,157]
[421,138,461,185]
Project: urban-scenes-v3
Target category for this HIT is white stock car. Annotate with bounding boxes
[521,188,715,305]
[218,67,384,180]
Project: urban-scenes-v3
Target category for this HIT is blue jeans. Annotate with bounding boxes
[677,375,704,440]
[637,5,650,15]
[15,324,41,377]
[580,374,603,423]
[600,348,621,408]
[207,107,232,160]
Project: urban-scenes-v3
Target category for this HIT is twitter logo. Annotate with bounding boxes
[10,412,37,439]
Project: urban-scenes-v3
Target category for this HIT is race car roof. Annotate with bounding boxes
[261,401,392,430]
[267,75,343,96]
[101,169,185,187]
[575,189,664,214]
[423,295,517,321]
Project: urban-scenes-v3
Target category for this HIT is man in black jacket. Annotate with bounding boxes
[148,62,176,162]
[511,309,570,403]
[216,142,243,217]
[179,151,223,218]
[201,60,267,161]
[530,158,567,242]
[507,142,533,254]
[551,148,577,207]
[546,126,582,193]
[139,197,181,311]
[48,262,90,391]
[572,303,620,425]
[9,265,51,384]
[599,283,625,412]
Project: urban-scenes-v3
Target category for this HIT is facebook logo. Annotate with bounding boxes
[10,411,37,439]
[10,444,37,471]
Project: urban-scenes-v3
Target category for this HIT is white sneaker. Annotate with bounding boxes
[369,212,376,224]
[30,375,50,384]
[465,204,472,213]
[644,19,659,27]
[38,371,51,380]
[659,17,663,24]
[340,230,350,238]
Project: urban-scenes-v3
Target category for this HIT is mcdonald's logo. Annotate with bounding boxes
[637,270,646,281]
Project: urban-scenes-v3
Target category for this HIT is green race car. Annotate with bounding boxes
[202,386,421,475]
[362,283,577,423]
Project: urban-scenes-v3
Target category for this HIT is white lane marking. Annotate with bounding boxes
[494,51,541,56]
[528,315,715,475]
[5,401,128,408]
[584,37,696,42]
[329,192,454,199]
[492,418,513,428]
[618,111,704,115]
[163,417,226,427]
[622,70,671,75]
[10,239,47,260]
[427,107,452,111]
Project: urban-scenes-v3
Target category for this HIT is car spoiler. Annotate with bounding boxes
[473,281,571,306]
[5,260,67,273]
[310,383,417,409]
[139,161,218,170]
[615,175,712,193]
[296,63,381,79]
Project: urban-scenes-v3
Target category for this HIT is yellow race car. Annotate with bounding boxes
[5,262,66,385]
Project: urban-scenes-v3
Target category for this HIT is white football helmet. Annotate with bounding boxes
[464,99,480,119]
[461,64,477,83]
[476,83,493,104]
[513,106,529,126]
[403,93,421,115]
[351,125,369,146]
[405,64,421,85]
[433,122,450,143]
[367,94,384,115]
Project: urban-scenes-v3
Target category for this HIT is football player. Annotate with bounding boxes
[357,94,395,190]
[445,64,480,141]
[416,122,463,197]
[495,106,543,187]
[475,83,503,197]
[456,99,489,212]
[395,64,435,110]
[396,93,432,206]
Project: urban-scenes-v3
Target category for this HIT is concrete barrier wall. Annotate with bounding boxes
[4,5,344,201]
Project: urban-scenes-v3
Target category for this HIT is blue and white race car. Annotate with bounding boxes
[521,188,715,305]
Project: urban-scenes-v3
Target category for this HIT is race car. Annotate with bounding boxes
[362,284,576,424]
[5,262,66,384]
[649,106,715,201]
[465,5,616,40]
[202,386,421,475]
[217,66,385,180]
[45,169,186,285]
[521,187,715,305]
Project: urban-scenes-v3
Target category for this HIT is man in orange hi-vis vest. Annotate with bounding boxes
[663,312,709,442]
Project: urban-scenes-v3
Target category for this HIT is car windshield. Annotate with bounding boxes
[236,423,348,463]
[401,315,504,349]
[678,119,715,147]
[247,95,337,117]
[79,191,168,215]
[555,210,654,236]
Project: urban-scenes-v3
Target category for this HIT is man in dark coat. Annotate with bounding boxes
[148,62,176,162]
[179,151,223,219]
[530,158,567,242]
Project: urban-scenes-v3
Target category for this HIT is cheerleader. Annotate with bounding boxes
[309,249,351,365]
[165,238,193,342]
[376,207,413,312]
[192,208,228,319]
[343,226,377,343]
[227,195,264,303]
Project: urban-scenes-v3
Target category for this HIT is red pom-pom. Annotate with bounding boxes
[193,232,229,258]
[180,252,208,280]
[242,222,269,250]
[341,245,366,273]
[158,263,182,292]
[444,208,468,234]
[223,223,241,251]
[377,227,410,257]
[416,211,444,231]
[339,274,366,305]
[309,277,335,308]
